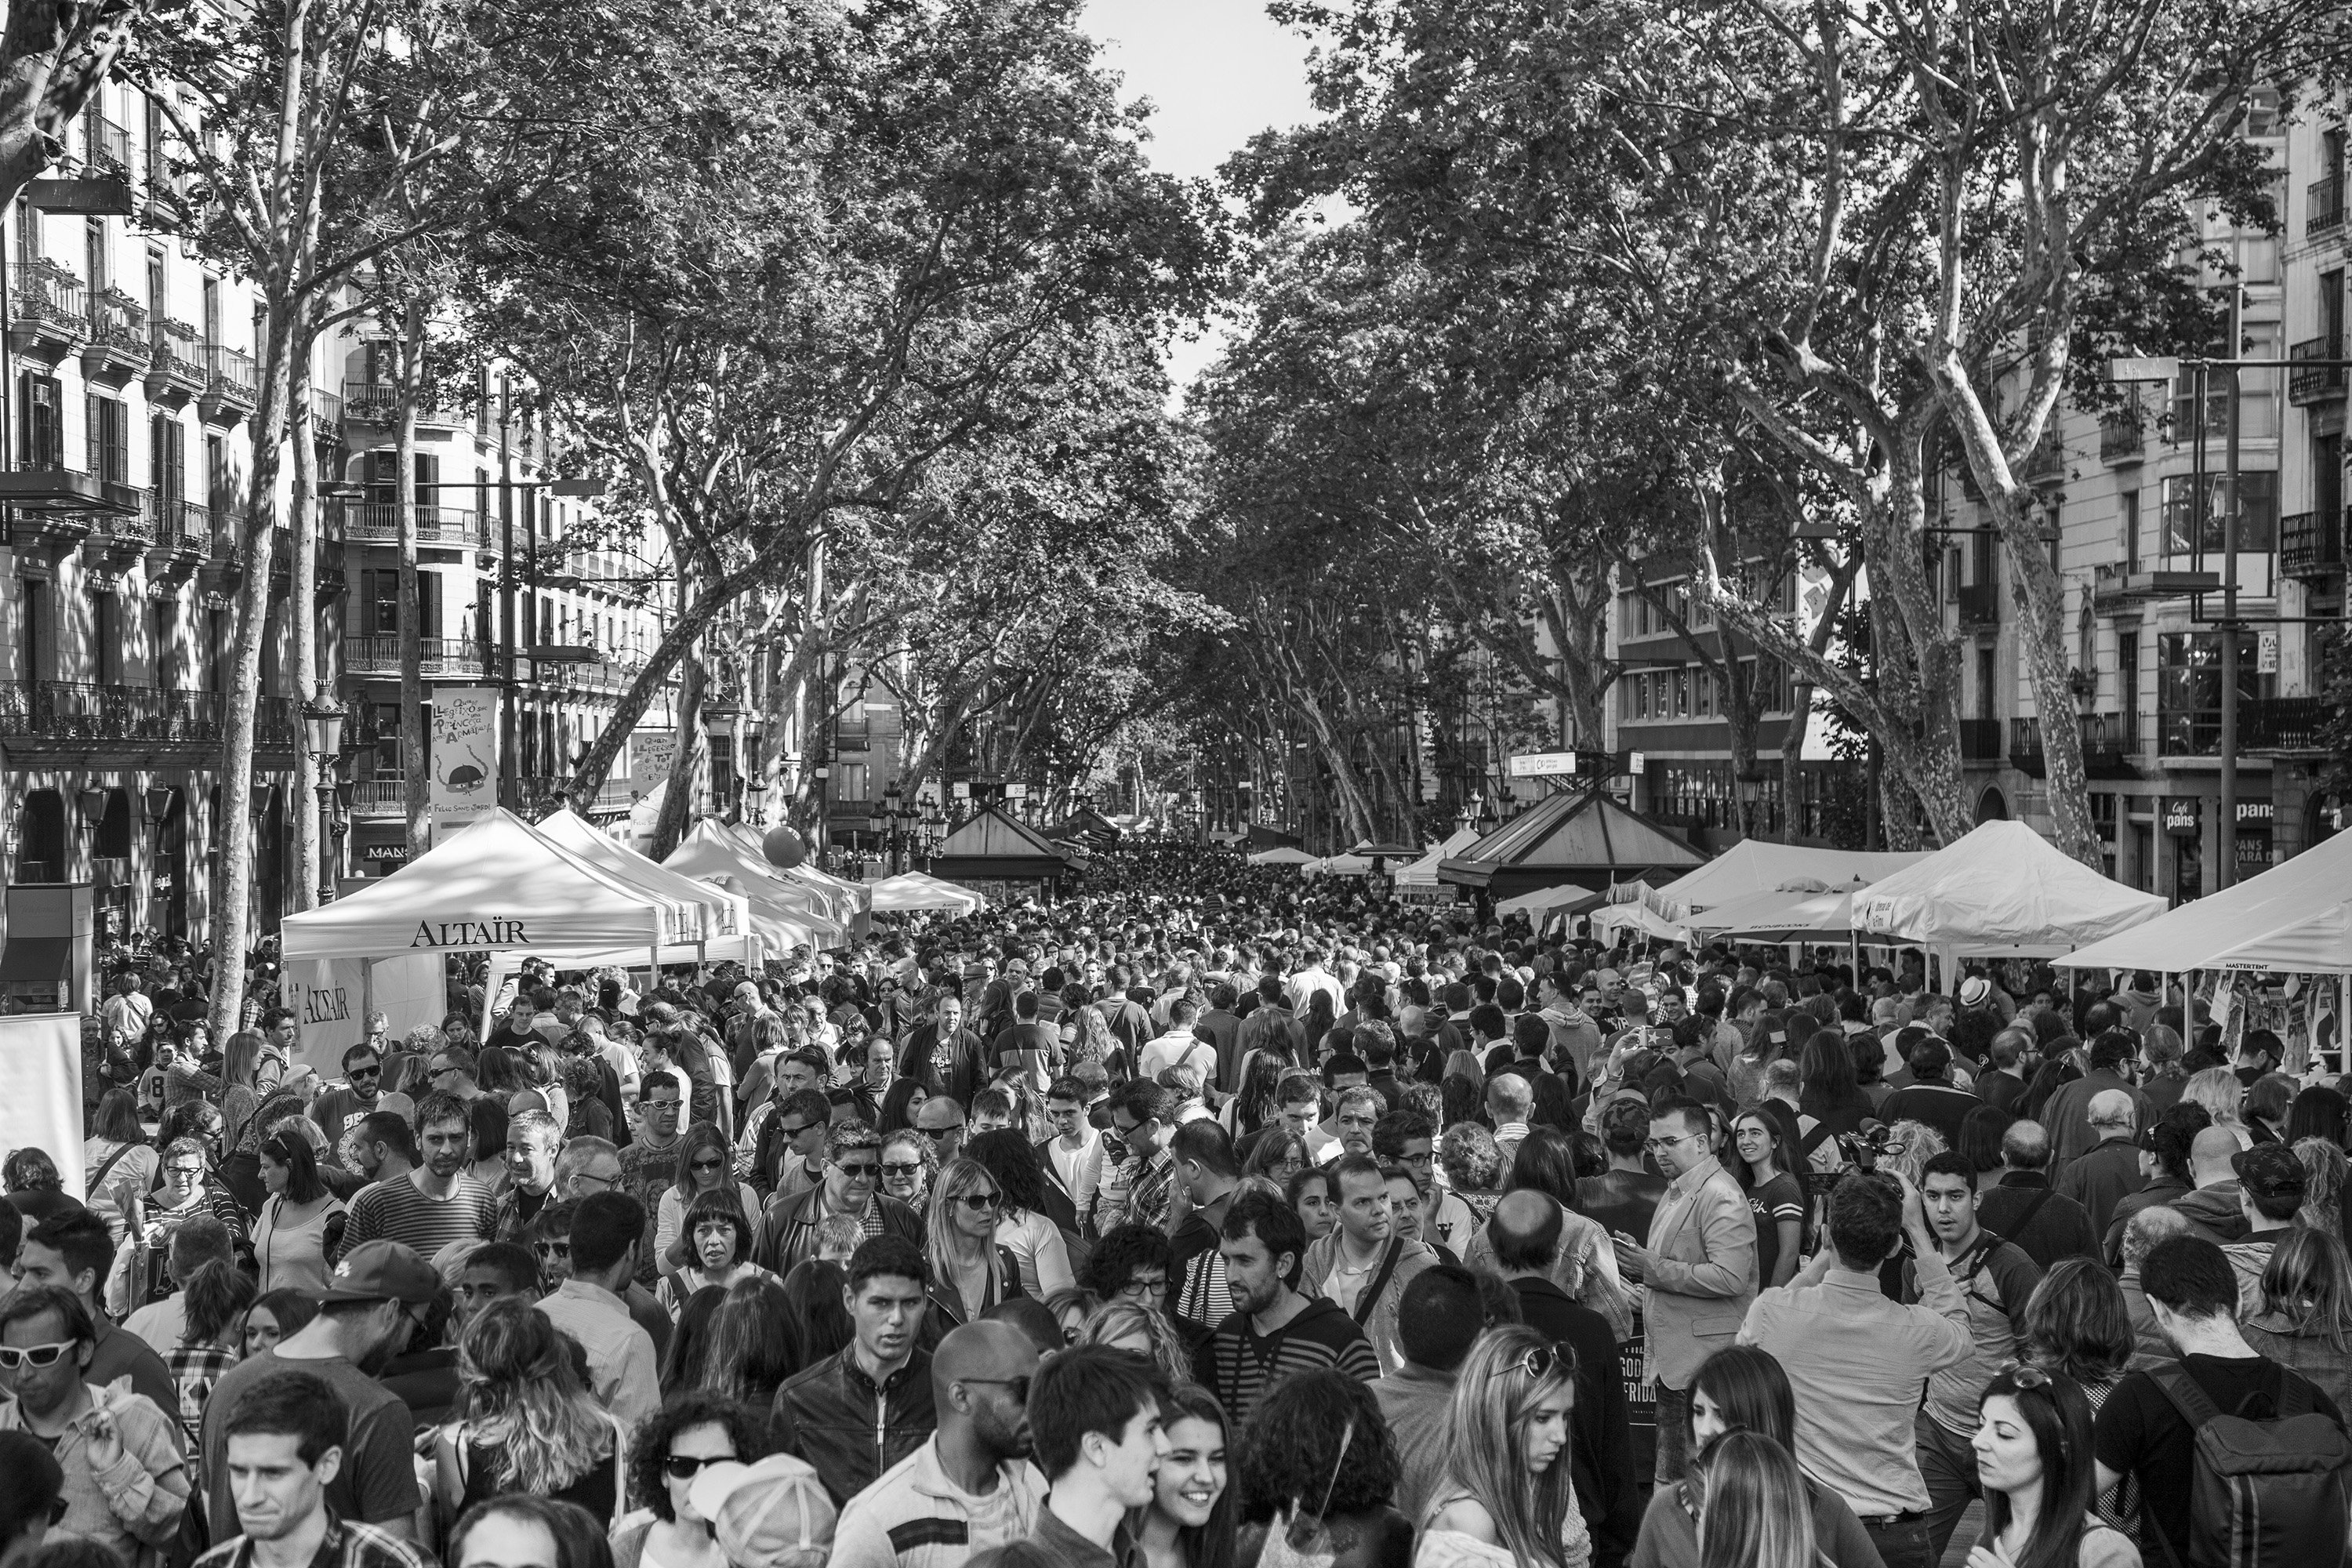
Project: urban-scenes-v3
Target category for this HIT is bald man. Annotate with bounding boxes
[1976,1120,2100,1269]
[830,1321,1045,1568]
[1486,1191,1642,1566]
[2171,1126,2253,1245]
[2055,1089,2144,1243]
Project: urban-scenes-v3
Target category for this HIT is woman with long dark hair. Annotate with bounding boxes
[877,1076,929,1135]
[966,1128,1076,1298]
[239,1287,318,1357]
[654,1120,760,1269]
[167,1258,254,1450]
[1968,1366,2136,1568]
[1142,1384,1234,1568]
[82,1088,156,1209]
[1629,1345,1879,1568]
[1298,991,1338,1060]
[658,1283,728,1394]
[1224,1051,1288,1142]
[1728,1107,1805,1290]
[695,1276,805,1408]
[252,1128,345,1293]
[1796,1031,1871,1139]
[2241,1224,2352,1414]
[1417,1325,1589,1568]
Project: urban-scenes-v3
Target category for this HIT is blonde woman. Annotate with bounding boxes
[1417,1324,1591,1568]
[434,1296,624,1528]
[1689,1431,1817,1568]
[2183,1068,2252,1149]
[924,1156,1023,1331]
[1073,1298,1193,1389]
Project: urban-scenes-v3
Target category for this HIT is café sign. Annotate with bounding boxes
[2161,797,2200,837]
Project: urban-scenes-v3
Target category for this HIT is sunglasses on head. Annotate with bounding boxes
[1509,1344,1562,1381]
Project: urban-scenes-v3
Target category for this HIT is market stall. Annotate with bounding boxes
[1640,840,1929,921]
[664,819,848,947]
[1247,846,1317,867]
[869,870,989,913]
[927,804,1087,903]
[1850,819,2166,978]
[1437,789,1706,903]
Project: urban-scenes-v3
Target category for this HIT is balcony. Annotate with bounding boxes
[832,716,872,750]
[2098,405,2144,463]
[827,797,878,826]
[145,321,205,398]
[339,502,485,549]
[1957,583,2001,628]
[2240,695,2329,753]
[343,379,397,422]
[80,290,150,382]
[350,779,410,816]
[2310,173,2344,236]
[202,344,258,422]
[2281,509,2344,581]
[9,262,88,355]
[342,635,490,678]
[82,115,129,177]
[308,386,343,438]
[2009,718,2045,777]
[2288,336,2347,405]
[2024,431,2067,485]
[2081,713,2139,777]
[1959,719,2002,761]
[0,681,296,754]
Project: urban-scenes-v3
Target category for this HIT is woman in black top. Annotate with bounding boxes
[435,1297,622,1530]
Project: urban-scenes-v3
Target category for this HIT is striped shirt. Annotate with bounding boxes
[336,1172,495,1264]
[198,1514,434,1568]
[830,1435,1044,1568]
[1201,1296,1381,1425]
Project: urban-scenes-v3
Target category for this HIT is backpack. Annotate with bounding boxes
[2147,1359,2352,1568]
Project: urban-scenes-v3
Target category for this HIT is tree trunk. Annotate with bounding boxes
[289,339,318,912]
[652,652,705,858]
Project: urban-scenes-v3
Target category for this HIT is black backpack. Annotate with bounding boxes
[2147,1360,2352,1568]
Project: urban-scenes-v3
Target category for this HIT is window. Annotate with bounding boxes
[85,394,129,484]
[2120,491,2140,572]
[2157,631,2261,756]
[2237,324,2281,439]
[84,220,107,293]
[1671,668,1691,717]
[151,600,174,688]
[147,250,164,318]
[22,579,49,682]
[710,734,735,802]
[95,595,120,686]
[1977,647,1998,722]
[2161,471,2278,554]
[19,373,63,467]
[151,415,184,507]
[2118,630,2140,747]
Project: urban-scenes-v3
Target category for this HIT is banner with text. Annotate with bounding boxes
[430,687,502,837]
[285,953,445,1076]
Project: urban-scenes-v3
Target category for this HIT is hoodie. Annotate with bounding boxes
[2170,1183,2252,1245]
[1541,1003,1605,1083]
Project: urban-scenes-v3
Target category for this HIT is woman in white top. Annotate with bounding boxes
[1417,1325,1591,1568]
[252,1129,347,1294]
[653,1121,763,1269]
[966,1128,1076,1299]
[83,1089,159,1217]
[653,1192,780,1318]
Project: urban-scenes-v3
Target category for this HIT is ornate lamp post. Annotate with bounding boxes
[302,699,347,906]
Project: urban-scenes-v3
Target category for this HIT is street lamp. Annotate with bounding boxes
[303,698,347,905]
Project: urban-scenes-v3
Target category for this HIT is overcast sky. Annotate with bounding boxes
[1079,0,1321,389]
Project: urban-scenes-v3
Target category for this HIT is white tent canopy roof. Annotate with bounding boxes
[1851,820,2167,960]
[281,809,702,960]
[1646,841,1929,920]
[1247,847,1317,866]
[662,820,840,948]
[1394,826,1483,890]
[535,809,755,944]
[2059,826,2352,975]
[869,872,988,912]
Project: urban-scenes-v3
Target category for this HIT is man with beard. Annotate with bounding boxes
[901,994,986,1106]
[334,1092,495,1264]
[339,1110,416,1190]
[309,1044,384,1167]
[829,1321,1046,1568]
[198,1240,436,1541]
[1198,1189,1379,1426]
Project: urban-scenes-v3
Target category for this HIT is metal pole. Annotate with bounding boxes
[498,385,515,808]
[2188,361,2206,899]
[2220,347,2244,891]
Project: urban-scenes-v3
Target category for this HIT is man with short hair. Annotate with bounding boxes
[2056,1089,2145,1245]
[830,1321,1046,1568]
[904,995,988,1107]
[17,1207,177,1413]
[1374,1109,1476,1256]
[773,1236,940,1505]
[535,1189,660,1431]
[1973,1120,2100,1269]
[1138,996,1218,1088]
[756,1120,923,1274]
[2119,1206,2193,1364]
[2094,1234,2347,1568]
[961,1345,1167,1568]
[2103,1102,2211,1265]
[342,1111,416,1188]
[1199,1189,1380,1425]
[450,1242,539,1335]
[1576,1098,1669,1246]
[1036,1076,1105,1229]
[198,1240,432,1540]
[1095,1081,1177,1234]
[755,1088,837,1207]
[2172,1125,2254,1245]
[1314,1086,1385,1167]
[310,1044,385,1165]
[917,1096,971,1167]
[425,1045,481,1103]
[1484,1073,1534,1163]
[1911,1151,2044,1562]
[1740,1171,1973,1568]
[1376,1265,1493,1525]
[491,1109,564,1240]
[1612,1098,1757,1487]
[1167,1120,1243,1327]
[0,1284,189,1561]
[1487,1192,1640,1566]
[201,1370,434,1568]
[1878,1040,1977,1150]
[1298,1153,1436,1374]
[335,1091,495,1262]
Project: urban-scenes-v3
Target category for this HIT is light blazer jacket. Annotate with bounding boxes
[1642,1155,1759,1388]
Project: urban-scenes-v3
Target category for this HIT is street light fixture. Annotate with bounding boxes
[302,698,347,905]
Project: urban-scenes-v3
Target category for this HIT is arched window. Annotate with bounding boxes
[1976,786,2010,824]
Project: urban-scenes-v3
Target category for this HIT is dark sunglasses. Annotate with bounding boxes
[951,1191,1002,1212]
[919,1126,964,1142]
[880,1161,924,1177]
[960,1374,1031,1403]
[536,1240,572,1258]
[347,1066,381,1080]
[662,1453,734,1481]
[688,1157,726,1173]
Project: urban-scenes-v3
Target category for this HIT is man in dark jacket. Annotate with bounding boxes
[1976,1120,2101,1269]
[753,1120,922,1276]
[771,1236,938,1504]
[2038,1030,2154,1163]
[2054,1090,2145,1244]
[2103,1102,2209,1266]
[1491,1191,1642,1568]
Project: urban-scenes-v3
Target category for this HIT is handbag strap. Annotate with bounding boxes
[1349,1238,1406,1327]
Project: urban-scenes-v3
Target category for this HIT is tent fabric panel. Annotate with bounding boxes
[2057,829,2352,974]
[1850,820,2165,954]
[1649,841,1930,918]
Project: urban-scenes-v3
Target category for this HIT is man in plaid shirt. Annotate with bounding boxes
[198,1370,431,1568]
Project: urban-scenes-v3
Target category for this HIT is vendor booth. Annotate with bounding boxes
[1850,820,2166,975]
[1639,840,1929,921]
[716,822,873,933]
[927,804,1087,903]
[666,820,848,948]
[1437,789,1706,904]
[1247,846,1316,867]
[869,870,989,913]
[1395,827,1481,904]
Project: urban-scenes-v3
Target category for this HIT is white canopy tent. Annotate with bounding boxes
[1247,846,1316,867]
[869,871,988,913]
[1850,820,2166,971]
[1394,826,1483,893]
[663,820,844,948]
[536,810,758,949]
[718,822,873,927]
[1303,853,1374,879]
[2058,827,2352,975]
[1644,841,1929,920]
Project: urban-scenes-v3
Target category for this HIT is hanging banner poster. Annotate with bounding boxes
[429,687,502,836]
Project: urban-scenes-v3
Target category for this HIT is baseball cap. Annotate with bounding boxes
[311,1240,440,1305]
[687,1455,836,1568]
[1959,977,1992,1007]
[2232,1142,2307,1203]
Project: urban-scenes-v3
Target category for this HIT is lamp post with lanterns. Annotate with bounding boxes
[303,699,347,906]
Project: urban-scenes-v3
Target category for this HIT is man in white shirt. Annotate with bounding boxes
[1285,951,1345,1018]
[534,1189,659,1434]
[1138,998,1218,1089]
[1040,1078,1105,1225]
[101,974,152,1043]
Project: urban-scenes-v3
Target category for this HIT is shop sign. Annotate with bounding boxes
[1508,752,1579,778]
[1630,752,1647,775]
[361,843,409,866]
[2235,800,2274,826]
[2258,631,2280,675]
[2161,797,2200,837]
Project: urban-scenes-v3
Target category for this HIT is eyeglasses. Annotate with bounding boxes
[952,1191,1002,1212]
[1114,1274,1168,1298]
[662,1453,735,1481]
[573,1171,620,1192]
[536,1240,572,1258]
[0,1339,78,1370]
[1643,1134,1699,1152]
[165,1164,205,1179]
[645,1098,681,1114]
[960,1374,1032,1403]
[880,1162,924,1177]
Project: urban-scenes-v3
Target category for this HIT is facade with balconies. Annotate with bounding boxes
[1946,94,2347,904]
[0,82,325,959]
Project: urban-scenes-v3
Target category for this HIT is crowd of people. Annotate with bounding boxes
[3,837,2350,1568]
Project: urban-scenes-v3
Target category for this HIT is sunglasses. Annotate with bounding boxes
[880,1162,924,1177]
[536,1240,572,1258]
[348,1066,381,1080]
[689,1158,726,1173]
[960,1374,1032,1403]
[1509,1345,1562,1381]
[662,1453,735,1481]
[836,1162,880,1180]
[919,1126,964,1142]
[952,1191,1002,1212]
[2001,1360,2053,1391]
[0,1339,78,1370]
